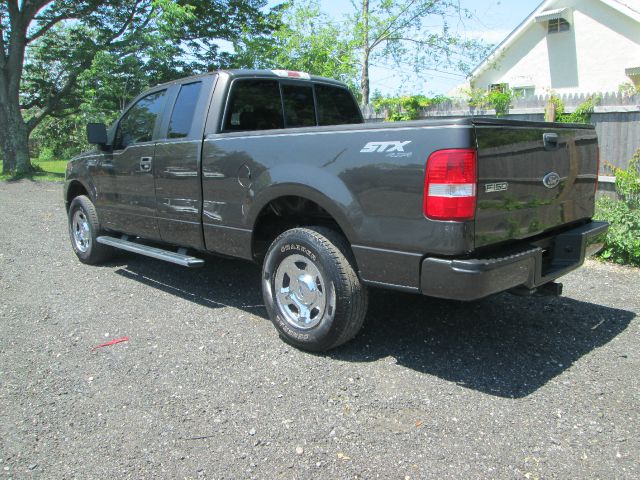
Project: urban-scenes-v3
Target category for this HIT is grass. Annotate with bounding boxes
[0,159,67,182]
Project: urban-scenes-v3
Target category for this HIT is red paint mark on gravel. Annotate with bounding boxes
[91,337,129,351]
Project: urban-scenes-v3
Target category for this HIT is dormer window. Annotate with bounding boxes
[548,18,570,33]
[535,8,572,34]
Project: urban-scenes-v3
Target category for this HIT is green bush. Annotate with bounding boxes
[595,149,640,266]
[465,87,517,117]
[373,94,433,121]
[36,146,56,163]
[545,94,599,124]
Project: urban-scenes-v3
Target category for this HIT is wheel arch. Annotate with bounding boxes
[249,184,360,263]
[64,179,93,212]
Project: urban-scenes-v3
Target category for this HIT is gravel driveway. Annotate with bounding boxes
[1,181,639,479]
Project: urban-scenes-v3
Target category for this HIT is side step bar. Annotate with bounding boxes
[97,236,205,268]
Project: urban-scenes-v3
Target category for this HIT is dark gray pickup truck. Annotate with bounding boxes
[64,69,608,351]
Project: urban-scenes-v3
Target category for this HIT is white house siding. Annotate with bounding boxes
[472,0,640,95]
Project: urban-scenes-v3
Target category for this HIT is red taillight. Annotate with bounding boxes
[424,149,477,221]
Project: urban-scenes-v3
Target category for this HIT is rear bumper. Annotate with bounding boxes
[420,221,609,301]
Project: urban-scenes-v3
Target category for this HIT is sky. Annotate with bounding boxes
[267,0,543,95]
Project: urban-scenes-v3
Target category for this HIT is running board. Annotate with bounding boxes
[97,236,205,268]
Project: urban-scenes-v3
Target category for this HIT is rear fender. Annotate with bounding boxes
[248,164,362,244]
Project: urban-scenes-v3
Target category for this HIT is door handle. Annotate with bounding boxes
[543,133,559,150]
[140,156,153,172]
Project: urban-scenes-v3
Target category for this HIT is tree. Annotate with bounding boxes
[347,0,490,105]
[1,0,273,175]
[231,1,359,91]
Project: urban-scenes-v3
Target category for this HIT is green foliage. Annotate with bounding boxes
[595,198,640,266]
[618,82,640,97]
[485,90,514,117]
[614,149,640,209]
[2,0,277,174]
[465,87,517,117]
[373,95,431,121]
[595,149,640,266]
[545,95,599,124]
[231,1,359,89]
[372,94,454,121]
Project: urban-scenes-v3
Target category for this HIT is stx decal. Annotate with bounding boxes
[360,141,412,153]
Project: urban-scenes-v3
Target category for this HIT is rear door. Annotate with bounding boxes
[153,76,214,249]
[99,89,167,239]
[473,119,599,248]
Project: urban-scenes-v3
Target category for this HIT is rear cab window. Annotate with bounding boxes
[168,81,203,138]
[222,78,362,132]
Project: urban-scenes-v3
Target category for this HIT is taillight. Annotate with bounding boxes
[424,149,477,221]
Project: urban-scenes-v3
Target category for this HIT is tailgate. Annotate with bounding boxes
[473,119,599,248]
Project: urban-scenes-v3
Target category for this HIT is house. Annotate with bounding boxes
[469,0,640,96]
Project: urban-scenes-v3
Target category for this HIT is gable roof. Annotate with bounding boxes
[470,0,640,79]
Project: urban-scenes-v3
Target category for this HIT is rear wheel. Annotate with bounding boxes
[68,195,114,264]
[262,227,368,351]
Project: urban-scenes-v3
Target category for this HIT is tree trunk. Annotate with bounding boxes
[0,103,31,175]
[1,1,33,175]
[360,0,370,106]
[361,51,370,106]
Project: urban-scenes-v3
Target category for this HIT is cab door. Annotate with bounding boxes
[98,89,167,239]
[153,78,214,249]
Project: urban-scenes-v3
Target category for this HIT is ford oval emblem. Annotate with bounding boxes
[542,172,561,189]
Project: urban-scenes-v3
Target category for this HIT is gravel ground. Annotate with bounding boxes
[1,181,639,479]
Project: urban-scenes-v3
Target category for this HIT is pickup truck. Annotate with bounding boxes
[64,69,608,351]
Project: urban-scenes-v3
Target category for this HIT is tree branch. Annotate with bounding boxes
[25,2,151,132]
[370,1,446,51]
[369,0,418,48]
[27,12,71,43]
[26,60,88,132]
[27,2,100,43]
[20,0,53,26]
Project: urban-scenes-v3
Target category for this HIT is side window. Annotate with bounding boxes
[168,82,202,139]
[315,85,363,126]
[114,90,166,149]
[224,80,284,132]
[282,84,316,127]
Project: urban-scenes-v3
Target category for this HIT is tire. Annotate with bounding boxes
[262,226,368,351]
[68,195,114,265]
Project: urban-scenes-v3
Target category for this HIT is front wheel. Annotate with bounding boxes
[68,195,114,265]
[262,227,368,351]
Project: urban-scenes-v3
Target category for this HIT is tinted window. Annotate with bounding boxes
[168,82,202,138]
[224,80,284,131]
[282,84,316,127]
[115,90,166,149]
[315,85,362,126]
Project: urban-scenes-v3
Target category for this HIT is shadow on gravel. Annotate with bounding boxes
[332,288,636,398]
[109,251,266,316]
[108,253,635,399]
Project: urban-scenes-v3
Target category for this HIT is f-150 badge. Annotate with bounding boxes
[485,182,509,193]
[360,141,412,153]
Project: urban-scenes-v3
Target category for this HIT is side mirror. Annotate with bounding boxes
[87,123,108,145]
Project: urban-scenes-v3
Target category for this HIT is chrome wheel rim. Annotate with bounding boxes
[274,253,333,330]
[72,209,91,253]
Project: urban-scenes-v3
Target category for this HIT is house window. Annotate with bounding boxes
[548,18,570,33]
[513,86,535,98]
[488,83,509,93]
